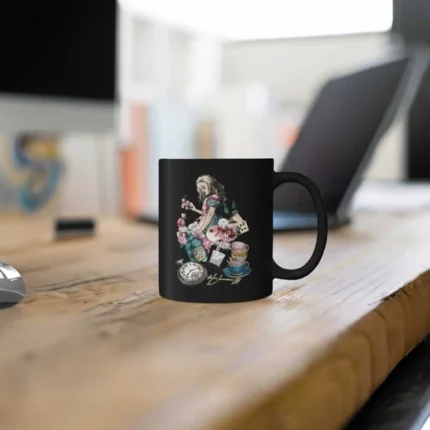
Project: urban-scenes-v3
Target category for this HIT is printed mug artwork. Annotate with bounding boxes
[176,175,251,287]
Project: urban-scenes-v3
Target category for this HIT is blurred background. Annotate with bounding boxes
[0,0,428,220]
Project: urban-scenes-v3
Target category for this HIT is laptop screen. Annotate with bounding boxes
[392,0,430,45]
[275,57,410,213]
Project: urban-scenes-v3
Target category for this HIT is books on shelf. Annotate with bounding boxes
[120,100,199,219]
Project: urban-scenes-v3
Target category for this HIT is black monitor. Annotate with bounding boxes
[392,0,430,180]
[407,62,430,180]
[0,0,117,132]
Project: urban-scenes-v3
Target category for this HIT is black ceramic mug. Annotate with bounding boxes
[159,158,327,303]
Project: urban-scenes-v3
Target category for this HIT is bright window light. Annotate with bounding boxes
[120,0,393,40]
[422,415,430,430]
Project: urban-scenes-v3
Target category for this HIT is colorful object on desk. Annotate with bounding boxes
[120,100,197,220]
[0,134,63,213]
[120,104,149,218]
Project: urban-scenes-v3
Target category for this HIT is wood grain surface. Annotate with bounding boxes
[0,211,429,430]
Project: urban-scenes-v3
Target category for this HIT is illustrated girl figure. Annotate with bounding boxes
[183,175,232,235]
[178,175,245,262]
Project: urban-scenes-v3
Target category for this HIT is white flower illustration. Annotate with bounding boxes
[218,218,229,227]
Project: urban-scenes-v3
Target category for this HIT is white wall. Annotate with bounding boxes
[223,34,391,105]
[222,34,406,180]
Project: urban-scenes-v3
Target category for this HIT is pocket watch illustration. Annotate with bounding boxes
[176,259,208,286]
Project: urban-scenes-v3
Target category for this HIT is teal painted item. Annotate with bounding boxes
[184,233,208,263]
[12,136,63,213]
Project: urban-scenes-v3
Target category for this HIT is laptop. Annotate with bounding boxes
[273,52,425,232]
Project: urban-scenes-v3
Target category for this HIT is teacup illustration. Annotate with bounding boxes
[231,250,247,256]
[231,243,249,259]
[231,242,249,252]
[229,255,247,264]
[227,261,250,276]
[228,257,247,266]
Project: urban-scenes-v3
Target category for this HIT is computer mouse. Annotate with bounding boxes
[0,261,25,304]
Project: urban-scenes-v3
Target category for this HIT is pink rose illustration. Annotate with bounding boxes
[177,218,185,227]
[215,224,237,249]
[177,232,187,245]
[202,238,212,251]
[206,225,223,244]
[223,224,237,241]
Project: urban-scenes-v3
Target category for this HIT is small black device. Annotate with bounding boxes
[274,53,419,231]
[159,158,327,303]
[55,218,96,240]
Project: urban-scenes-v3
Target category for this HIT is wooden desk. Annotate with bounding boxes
[0,212,429,430]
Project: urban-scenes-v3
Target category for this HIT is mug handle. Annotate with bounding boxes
[272,172,328,280]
